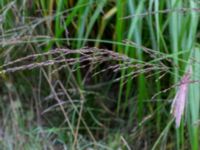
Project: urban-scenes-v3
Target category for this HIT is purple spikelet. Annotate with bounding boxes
[171,69,191,128]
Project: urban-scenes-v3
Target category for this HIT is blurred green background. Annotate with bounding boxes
[0,0,200,149]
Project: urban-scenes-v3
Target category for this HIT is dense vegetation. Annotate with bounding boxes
[0,0,200,149]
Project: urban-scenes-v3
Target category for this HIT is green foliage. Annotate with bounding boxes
[0,0,199,149]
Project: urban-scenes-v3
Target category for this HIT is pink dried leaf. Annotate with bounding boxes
[171,70,191,128]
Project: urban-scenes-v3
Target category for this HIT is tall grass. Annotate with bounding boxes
[0,0,200,149]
